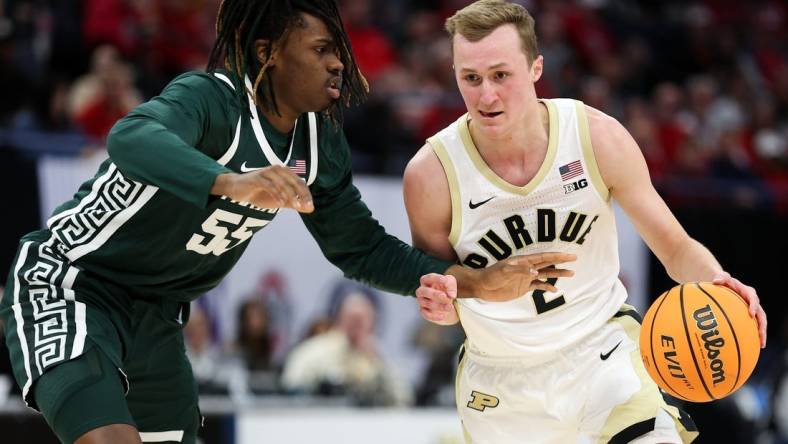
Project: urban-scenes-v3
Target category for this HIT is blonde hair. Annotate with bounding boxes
[445,0,538,65]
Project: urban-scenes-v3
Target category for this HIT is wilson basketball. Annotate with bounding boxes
[639,282,760,403]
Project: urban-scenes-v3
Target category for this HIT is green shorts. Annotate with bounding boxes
[1,235,201,443]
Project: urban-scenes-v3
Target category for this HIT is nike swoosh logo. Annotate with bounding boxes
[240,161,264,173]
[469,196,495,209]
[600,340,622,360]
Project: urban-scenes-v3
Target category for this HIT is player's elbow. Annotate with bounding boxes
[106,116,140,158]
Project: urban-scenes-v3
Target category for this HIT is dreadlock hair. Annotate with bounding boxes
[207,0,368,124]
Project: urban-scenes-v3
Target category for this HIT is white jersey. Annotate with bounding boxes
[428,98,628,359]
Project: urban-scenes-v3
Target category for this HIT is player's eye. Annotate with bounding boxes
[494,71,509,81]
[464,74,480,83]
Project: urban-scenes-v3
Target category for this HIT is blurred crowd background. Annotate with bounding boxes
[0,0,787,443]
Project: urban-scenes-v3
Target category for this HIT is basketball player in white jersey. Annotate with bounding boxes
[406,1,767,443]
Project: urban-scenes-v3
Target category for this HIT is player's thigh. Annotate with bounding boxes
[125,300,200,444]
[34,346,136,444]
[582,308,698,443]
[455,346,571,444]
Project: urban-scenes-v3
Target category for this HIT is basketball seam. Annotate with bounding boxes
[680,283,716,401]
[649,289,689,401]
[696,282,742,397]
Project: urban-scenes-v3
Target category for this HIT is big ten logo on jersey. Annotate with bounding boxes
[467,391,500,412]
[186,196,278,256]
[563,178,588,195]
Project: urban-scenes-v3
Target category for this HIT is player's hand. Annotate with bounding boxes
[713,272,767,348]
[211,167,314,213]
[450,252,576,302]
[416,274,459,325]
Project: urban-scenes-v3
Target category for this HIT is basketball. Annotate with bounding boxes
[639,282,760,403]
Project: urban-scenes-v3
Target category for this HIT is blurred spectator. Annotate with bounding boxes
[247,270,293,364]
[302,316,333,340]
[234,298,278,395]
[236,299,274,372]
[341,0,396,83]
[82,0,143,57]
[411,320,464,407]
[68,45,141,141]
[281,282,412,406]
[184,303,245,398]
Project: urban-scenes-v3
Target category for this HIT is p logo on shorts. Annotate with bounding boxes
[467,391,499,411]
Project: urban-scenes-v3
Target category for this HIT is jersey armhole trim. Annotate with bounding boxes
[575,101,610,202]
[213,73,236,91]
[427,136,462,247]
[216,118,242,166]
[307,113,318,186]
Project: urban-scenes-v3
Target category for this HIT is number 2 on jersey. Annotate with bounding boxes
[532,273,566,314]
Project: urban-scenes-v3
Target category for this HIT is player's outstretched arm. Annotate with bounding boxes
[586,104,766,347]
[404,144,576,309]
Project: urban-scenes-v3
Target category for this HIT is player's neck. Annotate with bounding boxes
[258,103,299,134]
[467,100,549,187]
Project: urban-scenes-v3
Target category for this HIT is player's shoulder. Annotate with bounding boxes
[404,141,446,192]
[577,102,631,155]
[580,103,625,137]
[164,70,240,102]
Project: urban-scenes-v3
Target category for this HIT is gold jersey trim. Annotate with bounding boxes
[428,136,463,247]
[575,101,610,202]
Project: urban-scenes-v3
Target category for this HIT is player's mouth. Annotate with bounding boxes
[479,110,503,119]
[327,76,342,100]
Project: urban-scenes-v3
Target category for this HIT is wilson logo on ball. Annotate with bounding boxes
[693,305,726,385]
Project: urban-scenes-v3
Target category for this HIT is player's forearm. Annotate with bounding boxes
[445,264,481,298]
[664,238,724,283]
[302,181,452,295]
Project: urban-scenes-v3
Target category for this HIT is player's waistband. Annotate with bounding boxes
[461,303,641,369]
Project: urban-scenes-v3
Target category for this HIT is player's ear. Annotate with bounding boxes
[530,55,544,82]
[253,39,278,66]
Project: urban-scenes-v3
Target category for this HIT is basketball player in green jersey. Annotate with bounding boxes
[0,1,577,443]
[405,1,767,443]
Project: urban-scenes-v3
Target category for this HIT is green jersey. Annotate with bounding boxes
[32,71,449,301]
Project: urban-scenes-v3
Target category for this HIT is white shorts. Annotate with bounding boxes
[455,306,699,444]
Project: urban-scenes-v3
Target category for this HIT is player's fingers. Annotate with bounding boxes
[262,166,307,206]
[501,259,538,276]
[536,268,574,279]
[756,307,767,348]
[738,288,759,317]
[418,297,444,312]
[444,275,458,299]
[526,252,577,267]
[420,306,448,322]
[530,280,558,293]
[420,273,446,288]
[749,295,760,318]
[417,286,452,305]
[415,287,436,303]
[255,176,287,207]
[712,271,731,285]
[270,167,313,212]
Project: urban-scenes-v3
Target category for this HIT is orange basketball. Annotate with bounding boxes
[639,282,760,403]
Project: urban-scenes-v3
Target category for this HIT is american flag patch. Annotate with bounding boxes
[559,160,583,181]
[289,159,306,175]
